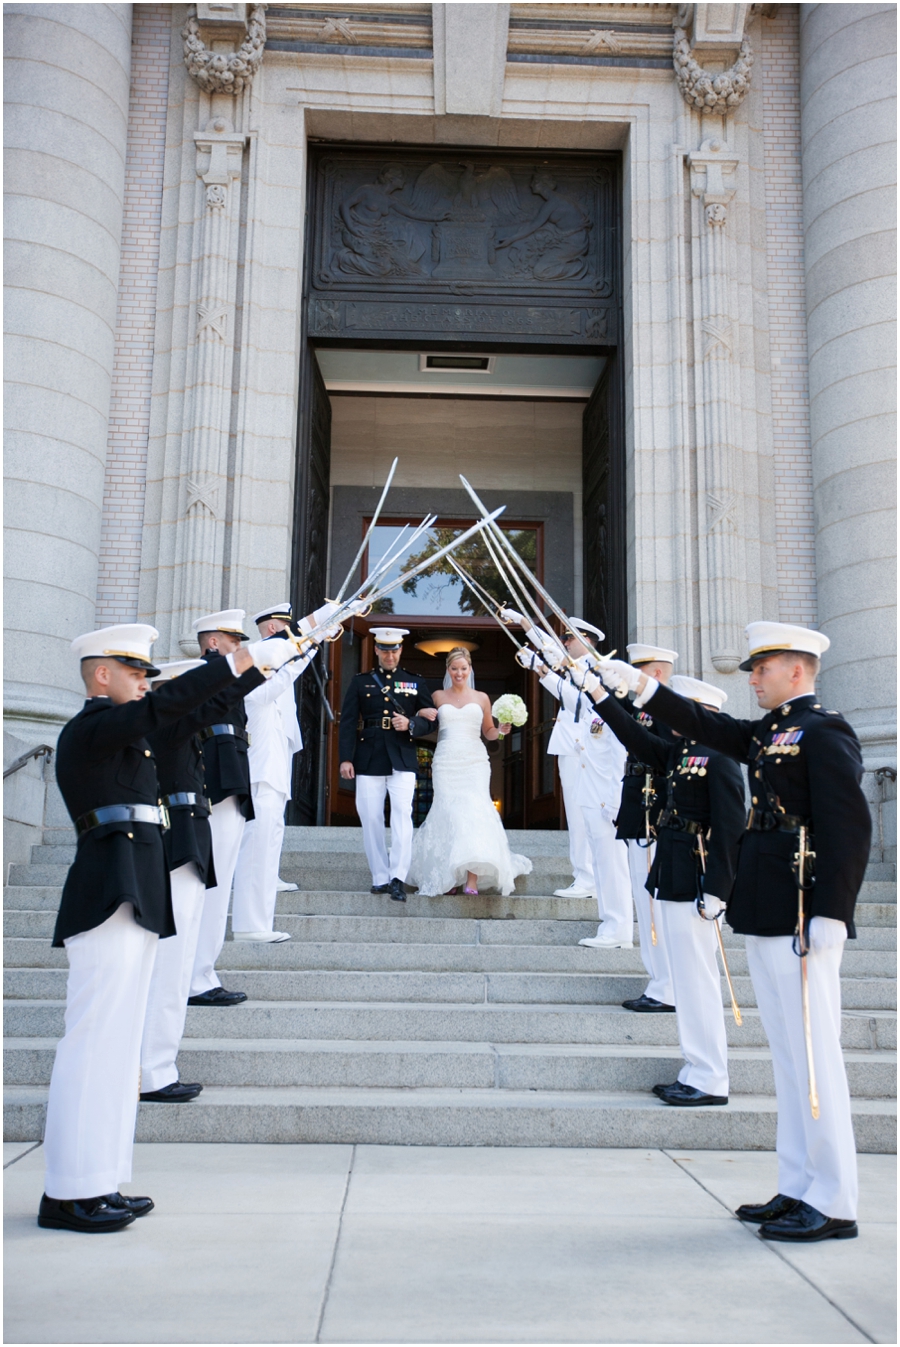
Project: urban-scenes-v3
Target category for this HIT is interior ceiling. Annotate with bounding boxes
[315,349,604,399]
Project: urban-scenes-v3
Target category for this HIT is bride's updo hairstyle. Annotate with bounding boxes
[443,647,475,690]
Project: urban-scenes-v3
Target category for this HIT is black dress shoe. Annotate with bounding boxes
[759,1199,858,1242]
[104,1191,155,1218]
[652,1081,679,1097]
[38,1194,135,1233]
[371,883,392,894]
[389,877,407,903]
[657,1081,728,1107]
[736,1193,800,1224]
[140,1080,203,1103]
[187,987,247,1006]
[623,994,676,1013]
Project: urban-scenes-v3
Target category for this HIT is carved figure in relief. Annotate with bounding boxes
[494,173,592,281]
[335,166,445,278]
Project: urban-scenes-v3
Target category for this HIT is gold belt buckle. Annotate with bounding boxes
[382,715,392,730]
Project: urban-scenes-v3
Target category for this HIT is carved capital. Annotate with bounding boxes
[182,3,266,96]
[689,139,739,222]
[672,20,753,116]
[194,117,246,195]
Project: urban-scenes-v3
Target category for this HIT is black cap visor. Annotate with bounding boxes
[738,647,792,673]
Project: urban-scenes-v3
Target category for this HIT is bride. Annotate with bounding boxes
[407,647,533,897]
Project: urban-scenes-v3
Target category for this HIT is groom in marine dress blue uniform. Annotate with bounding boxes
[339,627,435,902]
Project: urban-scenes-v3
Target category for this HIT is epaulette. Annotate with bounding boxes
[808,703,845,721]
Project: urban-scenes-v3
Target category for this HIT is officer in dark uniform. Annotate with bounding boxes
[339,627,435,901]
[589,672,745,1106]
[40,623,260,1234]
[187,609,257,1007]
[596,621,870,1242]
[616,644,679,1013]
[139,656,266,1103]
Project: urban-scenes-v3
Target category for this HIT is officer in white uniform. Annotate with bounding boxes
[545,619,598,899]
[231,602,315,942]
[512,618,632,948]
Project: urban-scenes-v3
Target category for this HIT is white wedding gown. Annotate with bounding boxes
[407,702,533,896]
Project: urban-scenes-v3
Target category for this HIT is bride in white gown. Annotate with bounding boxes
[407,647,533,896]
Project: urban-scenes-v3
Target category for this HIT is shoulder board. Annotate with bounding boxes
[807,704,844,719]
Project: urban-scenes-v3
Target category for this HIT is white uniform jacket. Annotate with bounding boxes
[524,630,590,758]
[243,644,311,797]
[539,671,626,818]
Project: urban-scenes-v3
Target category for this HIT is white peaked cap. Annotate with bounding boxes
[71,624,160,673]
[628,643,679,666]
[192,609,248,638]
[670,675,727,710]
[570,618,604,641]
[252,602,292,625]
[371,627,409,647]
[740,621,830,671]
[151,659,204,683]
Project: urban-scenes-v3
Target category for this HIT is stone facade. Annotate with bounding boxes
[3,3,896,786]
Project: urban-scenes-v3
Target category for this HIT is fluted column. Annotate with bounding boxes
[799,3,896,759]
[689,139,744,674]
[3,3,132,736]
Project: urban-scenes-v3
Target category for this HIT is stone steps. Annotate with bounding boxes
[6,1036,896,1097]
[7,999,895,1050]
[4,826,896,1150]
[3,1084,894,1151]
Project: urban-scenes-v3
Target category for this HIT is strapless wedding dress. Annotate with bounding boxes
[407,702,532,896]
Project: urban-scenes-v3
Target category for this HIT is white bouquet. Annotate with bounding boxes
[491,693,528,727]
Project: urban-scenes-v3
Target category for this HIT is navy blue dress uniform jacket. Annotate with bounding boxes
[53,658,242,947]
[146,667,265,887]
[338,667,435,775]
[614,703,677,841]
[641,686,871,937]
[197,649,256,819]
[595,692,746,904]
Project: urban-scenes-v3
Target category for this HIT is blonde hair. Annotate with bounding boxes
[445,647,472,669]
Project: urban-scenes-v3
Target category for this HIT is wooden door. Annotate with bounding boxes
[583,357,627,655]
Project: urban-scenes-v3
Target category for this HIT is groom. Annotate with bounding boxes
[339,628,435,902]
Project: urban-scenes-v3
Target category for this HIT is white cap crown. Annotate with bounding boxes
[192,609,248,638]
[741,622,829,671]
[670,674,727,710]
[569,618,604,642]
[71,624,160,672]
[252,602,292,626]
[371,627,409,648]
[151,658,204,683]
[627,643,679,667]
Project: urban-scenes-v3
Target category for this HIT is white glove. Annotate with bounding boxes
[499,608,527,627]
[516,647,543,673]
[697,892,726,920]
[310,602,340,629]
[808,915,847,951]
[570,668,604,699]
[246,639,296,674]
[342,598,369,617]
[597,658,642,696]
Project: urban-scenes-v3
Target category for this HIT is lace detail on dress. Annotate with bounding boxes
[407,703,533,896]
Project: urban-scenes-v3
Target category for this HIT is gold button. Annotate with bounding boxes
[771,724,778,731]
[144,750,151,757]
[752,796,758,804]
[127,832,134,839]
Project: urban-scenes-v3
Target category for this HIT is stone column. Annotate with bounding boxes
[799,3,897,762]
[4,3,133,737]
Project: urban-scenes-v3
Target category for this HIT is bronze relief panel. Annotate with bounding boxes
[307,148,620,346]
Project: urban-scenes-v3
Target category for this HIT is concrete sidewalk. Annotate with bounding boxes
[4,1143,895,1344]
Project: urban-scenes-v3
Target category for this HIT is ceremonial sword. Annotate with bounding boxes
[794,826,821,1119]
[696,832,742,1026]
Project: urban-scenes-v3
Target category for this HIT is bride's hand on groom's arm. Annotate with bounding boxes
[418,707,439,721]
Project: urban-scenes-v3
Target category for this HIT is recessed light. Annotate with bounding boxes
[419,354,496,374]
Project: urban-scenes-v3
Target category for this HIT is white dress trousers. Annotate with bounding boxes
[746,932,857,1220]
[628,839,675,1005]
[355,771,417,886]
[656,899,729,1098]
[189,794,245,995]
[557,754,596,892]
[231,782,288,933]
[580,806,634,942]
[44,902,157,1200]
[140,862,206,1093]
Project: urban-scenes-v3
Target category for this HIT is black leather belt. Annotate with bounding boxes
[625,763,652,777]
[657,810,708,836]
[198,723,249,745]
[75,803,169,837]
[362,715,394,731]
[746,808,808,834]
[160,792,210,814]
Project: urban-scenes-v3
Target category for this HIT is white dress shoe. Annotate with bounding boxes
[578,934,634,949]
[554,883,595,898]
[275,877,298,892]
[232,931,291,943]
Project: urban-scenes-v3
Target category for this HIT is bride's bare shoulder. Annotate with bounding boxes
[432,690,449,705]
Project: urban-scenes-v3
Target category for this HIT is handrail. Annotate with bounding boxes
[3,745,53,780]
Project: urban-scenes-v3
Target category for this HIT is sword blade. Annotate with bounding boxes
[335,457,398,602]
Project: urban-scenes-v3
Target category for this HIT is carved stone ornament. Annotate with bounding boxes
[672,25,753,115]
[182,3,266,95]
